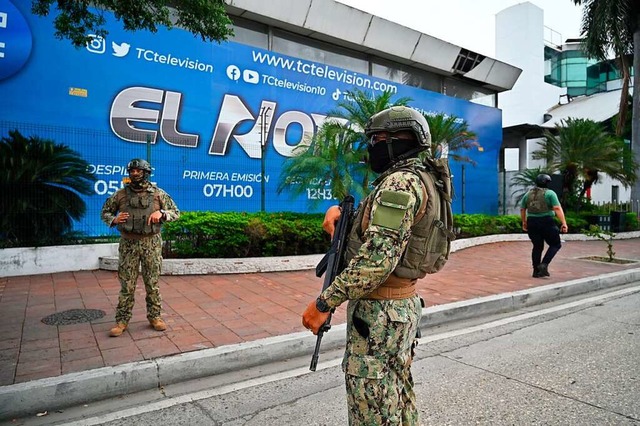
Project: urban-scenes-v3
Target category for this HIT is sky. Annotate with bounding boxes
[335,0,584,57]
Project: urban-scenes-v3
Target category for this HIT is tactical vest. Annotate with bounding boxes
[345,159,454,280]
[526,188,550,214]
[116,186,162,236]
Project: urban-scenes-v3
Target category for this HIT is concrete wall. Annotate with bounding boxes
[0,244,118,278]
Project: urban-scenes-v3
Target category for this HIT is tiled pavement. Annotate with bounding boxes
[1,238,640,387]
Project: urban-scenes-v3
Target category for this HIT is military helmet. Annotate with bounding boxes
[535,173,552,187]
[126,158,152,188]
[364,106,431,147]
[127,158,152,173]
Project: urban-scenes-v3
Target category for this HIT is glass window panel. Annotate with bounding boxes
[443,77,497,106]
[371,61,442,93]
[272,30,368,73]
[230,18,268,49]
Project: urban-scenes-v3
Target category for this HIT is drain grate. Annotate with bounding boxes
[41,309,106,326]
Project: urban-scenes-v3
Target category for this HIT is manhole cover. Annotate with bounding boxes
[41,309,106,326]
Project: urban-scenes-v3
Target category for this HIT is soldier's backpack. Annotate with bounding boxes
[526,187,550,213]
[413,156,456,274]
[356,157,456,277]
[384,156,456,277]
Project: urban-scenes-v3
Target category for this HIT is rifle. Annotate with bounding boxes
[309,195,355,371]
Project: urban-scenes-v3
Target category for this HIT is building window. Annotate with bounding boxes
[443,77,497,107]
[272,30,368,74]
[371,61,442,93]
[230,17,268,49]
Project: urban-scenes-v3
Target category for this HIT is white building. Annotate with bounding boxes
[496,2,632,214]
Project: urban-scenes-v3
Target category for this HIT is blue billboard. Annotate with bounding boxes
[0,0,503,236]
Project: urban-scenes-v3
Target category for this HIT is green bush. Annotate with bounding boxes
[454,214,521,238]
[162,211,329,258]
[160,210,638,257]
[566,214,590,232]
[625,212,639,231]
[6,210,637,256]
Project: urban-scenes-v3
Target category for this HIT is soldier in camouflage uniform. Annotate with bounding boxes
[101,159,180,337]
[303,106,434,425]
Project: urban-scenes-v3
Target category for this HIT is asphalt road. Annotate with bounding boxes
[9,283,640,426]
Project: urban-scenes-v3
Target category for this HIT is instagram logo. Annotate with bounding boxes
[85,35,105,54]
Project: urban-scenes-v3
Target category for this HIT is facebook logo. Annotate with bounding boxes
[226,65,241,81]
[225,65,260,84]
[0,0,33,81]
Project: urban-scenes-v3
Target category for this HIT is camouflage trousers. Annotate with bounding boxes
[343,296,422,425]
[115,234,163,324]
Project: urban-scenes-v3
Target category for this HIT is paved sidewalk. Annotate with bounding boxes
[1,237,640,419]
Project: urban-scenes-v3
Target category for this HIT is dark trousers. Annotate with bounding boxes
[526,216,562,268]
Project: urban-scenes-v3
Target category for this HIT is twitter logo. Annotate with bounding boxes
[112,42,130,57]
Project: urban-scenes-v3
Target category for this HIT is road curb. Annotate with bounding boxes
[2,267,640,420]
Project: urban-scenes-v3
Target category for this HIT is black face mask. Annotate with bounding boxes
[367,142,391,173]
[367,138,421,173]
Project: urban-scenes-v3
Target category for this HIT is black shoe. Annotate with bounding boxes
[532,268,542,278]
[536,263,550,277]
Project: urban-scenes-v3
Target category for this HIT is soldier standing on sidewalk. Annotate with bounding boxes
[101,158,180,337]
[303,106,444,425]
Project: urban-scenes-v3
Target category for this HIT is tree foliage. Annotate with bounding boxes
[532,118,638,210]
[31,0,234,47]
[571,0,640,201]
[277,89,482,206]
[276,89,410,204]
[509,166,553,207]
[424,113,479,164]
[0,130,96,245]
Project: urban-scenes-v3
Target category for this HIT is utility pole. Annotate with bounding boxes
[259,106,272,212]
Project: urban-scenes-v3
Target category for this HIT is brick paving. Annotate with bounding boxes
[1,239,639,386]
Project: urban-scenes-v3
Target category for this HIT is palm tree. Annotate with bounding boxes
[532,118,638,210]
[424,112,479,164]
[571,0,640,201]
[509,167,553,207]
[0,130,96,245]
[276,89,411,203]
[277,122,368,204]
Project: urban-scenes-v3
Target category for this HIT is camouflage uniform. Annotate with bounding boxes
[321,158,425,425]
[101,184,179,324]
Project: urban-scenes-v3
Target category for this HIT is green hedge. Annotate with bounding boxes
[4,210,636,254]
[162,211,330,258]
[159,211,638,258]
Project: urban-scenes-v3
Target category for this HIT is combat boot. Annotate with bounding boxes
[537,263,550,277]
[150,318,167,331]
[109,323,127,337]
